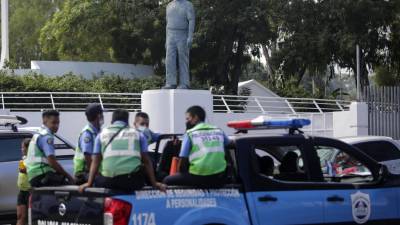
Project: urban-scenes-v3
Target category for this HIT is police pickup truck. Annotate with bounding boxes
[29,118,400,225]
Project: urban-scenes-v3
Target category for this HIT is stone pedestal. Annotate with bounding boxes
[141,89,213,134]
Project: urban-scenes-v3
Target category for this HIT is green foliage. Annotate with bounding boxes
[7,0,400,96]
[9,0,62,68]
[374,66,400,86]
[0,72,164,93]
[260,77,313,99]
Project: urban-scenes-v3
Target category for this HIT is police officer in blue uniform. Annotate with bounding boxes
[79,109,166,192]
[164,106,230,187]
[73,103,104,184]
[134,112,160,145]
[26,110,74,187]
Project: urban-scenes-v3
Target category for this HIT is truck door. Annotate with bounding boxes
[311,137,399,224]
[237,136,325,225]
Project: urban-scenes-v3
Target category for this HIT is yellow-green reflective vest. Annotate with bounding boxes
[17,158,31,191]
[187,123,226,176]
[99,124,142,177]
[73,125,96,175]
[26,128,55,181]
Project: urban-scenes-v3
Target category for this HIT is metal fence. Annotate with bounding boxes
[0,92,352,115]
[213,95,351,114]
[363,86,400,139]
[0,92,142,111]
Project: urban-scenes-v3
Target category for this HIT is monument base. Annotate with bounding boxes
[141,89,213,134]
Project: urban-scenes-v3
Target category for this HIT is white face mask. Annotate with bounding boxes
[137,126,147,132]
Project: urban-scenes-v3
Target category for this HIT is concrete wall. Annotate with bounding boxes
[332,102,368,138]
[17,112,137,144]
[7,61,154,79]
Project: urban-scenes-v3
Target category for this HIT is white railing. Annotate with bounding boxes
[0,92,351,114]
[213,95,351,114]
[0,92,142,111]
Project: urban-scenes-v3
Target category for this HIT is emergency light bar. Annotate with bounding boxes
[227,116,311,130]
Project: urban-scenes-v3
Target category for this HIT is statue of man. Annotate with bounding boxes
[163,0,195,89]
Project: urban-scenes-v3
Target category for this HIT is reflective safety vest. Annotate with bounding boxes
[73,125,96,175]
[17,158,31,191]
[99,124,142,178]
[187,123,227,176]
[26,128,55,181]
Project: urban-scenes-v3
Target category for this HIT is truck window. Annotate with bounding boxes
[315,146,373,184]
[354,141,400,162]
[0,137,24,162]
[254,145,309,182]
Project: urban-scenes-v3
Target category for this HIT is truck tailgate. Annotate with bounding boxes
[30,186,113,225]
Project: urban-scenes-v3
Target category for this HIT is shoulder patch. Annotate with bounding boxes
[84,137,91,143]
[47,138,53,145]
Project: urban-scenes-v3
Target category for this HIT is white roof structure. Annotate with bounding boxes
[238,79,292,114]
[238,79,280,98]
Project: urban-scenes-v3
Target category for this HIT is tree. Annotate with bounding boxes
[8,0,62,68]
[40,0,276,94]
[40,0,117,61]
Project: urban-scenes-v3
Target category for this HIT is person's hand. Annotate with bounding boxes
[154,182,167,193]
[79,183,91,193]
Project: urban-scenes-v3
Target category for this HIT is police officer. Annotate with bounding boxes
[134,112,160,145]
[74,103,104,184]
[26,110,74,187]
[163,105,230,187]
[79,109,166,192]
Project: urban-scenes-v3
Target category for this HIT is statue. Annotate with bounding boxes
[163,0,195,89]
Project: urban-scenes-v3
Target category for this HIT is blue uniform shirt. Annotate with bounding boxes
[93,121,148,155]
[79,123,99,155]
[37,126,56,157]
[179,124,230,158]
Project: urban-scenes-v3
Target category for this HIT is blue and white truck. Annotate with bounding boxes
[29,118,400,225]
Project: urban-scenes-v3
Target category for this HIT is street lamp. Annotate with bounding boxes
[0,0,9,69]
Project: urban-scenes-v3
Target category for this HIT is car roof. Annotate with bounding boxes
[339,136,395,145]
[0,126,39,133]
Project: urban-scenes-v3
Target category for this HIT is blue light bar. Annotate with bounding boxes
[228,116,311,130]
[263,119,311,129]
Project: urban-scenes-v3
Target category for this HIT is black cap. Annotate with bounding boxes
[85,103,103,117]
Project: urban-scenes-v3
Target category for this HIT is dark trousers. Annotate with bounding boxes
[95,168,145,192]
[29,172,69,187]
[163,171,227,188]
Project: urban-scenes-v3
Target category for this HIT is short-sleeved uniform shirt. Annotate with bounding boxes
[79,123,99,155]
[37,126,56,157]
[93,121,148,155]
[179,123,230,158]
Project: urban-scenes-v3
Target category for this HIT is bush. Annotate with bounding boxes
[0,71,165,93]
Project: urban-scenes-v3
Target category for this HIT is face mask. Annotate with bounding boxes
[137,126,147,132]
[186,121,195,130]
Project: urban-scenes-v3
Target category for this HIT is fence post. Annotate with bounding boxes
[98,94,104,110]
[254,97,265,114]
[221,96,232,113]
[1,93,4,110]
[50,93,55,109]
[313,100,323,113]
[335,100,344,111]
[285,99,296,114]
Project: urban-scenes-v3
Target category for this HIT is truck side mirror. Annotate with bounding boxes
[377,164,389,183]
